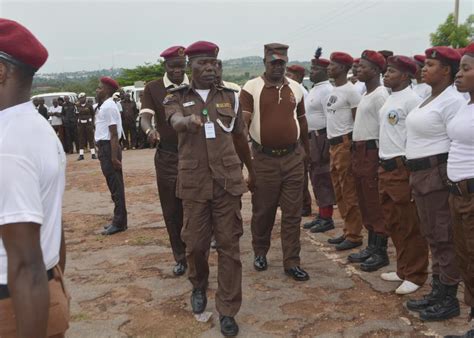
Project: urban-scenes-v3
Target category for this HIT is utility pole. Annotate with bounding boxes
[454,0,460,26]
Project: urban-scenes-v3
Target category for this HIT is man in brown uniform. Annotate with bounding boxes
[140,46,190,276]
[240,43,310,281]
[164,41,255,337]
[121,93,138,150]
[76,92,96,160]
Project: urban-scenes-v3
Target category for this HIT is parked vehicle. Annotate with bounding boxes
[31,92,78,108]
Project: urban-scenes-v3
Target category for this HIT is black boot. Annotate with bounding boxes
[407,275,443,312]
[360,234,389,272]
[420,283,460,321]
[348,230,375,263]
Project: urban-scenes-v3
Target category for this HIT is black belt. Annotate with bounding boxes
[448,178,474,196]
[379,156,405,172]
[0,268,54,300]
[328,132,352,146]
[315,128,327,136]
[251,140,297,157]
[353,139,378,150]
[96,140,110,146]
[158,141,178,153]
[405,153,448,172]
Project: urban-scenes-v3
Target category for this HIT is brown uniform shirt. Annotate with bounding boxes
[121,100,138,124]
[164,84,247,200]
[240,76,305,148]
[76,102,94,121]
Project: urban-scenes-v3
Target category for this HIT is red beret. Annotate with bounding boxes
[461,43,474,56]
[185,41,219,59]
[0,18,48,73]
[330,52,353,66]
[413,54,426,66]
[311,58,330,67]
[425,46,461,63]
[387,55,417,77]
[286,64,305,75]
[361,50,386,71]
[160,46,185,60]
[378,50,394,59]
[100,76,119,91]
[353,58,360,64]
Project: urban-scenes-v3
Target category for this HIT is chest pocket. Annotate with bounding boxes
[216,107,236,133]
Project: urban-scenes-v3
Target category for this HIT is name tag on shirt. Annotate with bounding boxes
[183,101,195,107]
[204,121,216,139]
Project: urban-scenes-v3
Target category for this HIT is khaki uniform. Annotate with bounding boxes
[76,102,95,151]
[164,84,246,317]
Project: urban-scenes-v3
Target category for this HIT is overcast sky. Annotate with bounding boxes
[1,0,472,74]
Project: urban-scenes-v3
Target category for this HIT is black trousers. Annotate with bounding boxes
[122,122,137,149]
[64,124,78,154]
[97,141,127,228]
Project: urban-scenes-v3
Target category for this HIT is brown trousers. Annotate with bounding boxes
[154,147,185,263]
[251,145,304,269]
[0,266,70,337]
[77,122,95,150]
[329,137,363,242]
[352,142,387,235]
[378,161,429,286]
[309,131,336,208]
[182,183,243,317]
[410,162,461,286]
[449,184,474,306]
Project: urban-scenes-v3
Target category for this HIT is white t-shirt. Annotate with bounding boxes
[406,86,466,160]
[447,102,474,182]
[48,105,63,126]
[195,89,210,102]
[0,101,66,284]
[305,80,333,131]
[300,83,309,100]
[353,81,366,95]
[95,97,123,142]
[378,86,422,159]
[325,81,362,139]
[413,82,431,99]
[353,86,389,141]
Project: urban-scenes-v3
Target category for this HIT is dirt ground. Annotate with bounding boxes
[63,149,471,337]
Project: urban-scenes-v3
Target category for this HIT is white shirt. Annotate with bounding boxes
[413,82,431,99]
[115,101,123,113]
[305,80,332,131]
[300,83,309,100]
[325,81,362,139]
[95,97,123,141]
[353,81,367,95]
[353,86,389,141]
[195,89,210,102]
[48,105,63,126]
[378,86,422,159]
[0,102,66,284]
[447,102,474,182]
[406,86,466,160]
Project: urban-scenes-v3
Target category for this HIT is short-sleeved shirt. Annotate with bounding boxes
[324,81,362,139]
[352,86,389,141]
[0,101,66,284]
[48,105,63,126]
[240,75,305,147]
[406,86,466,159]
[305,80,333,131]
[447,102,474,182]
[95,97,123,142]
[378,86,422,159]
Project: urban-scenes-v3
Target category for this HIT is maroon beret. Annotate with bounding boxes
[100,76,119,91]
[353,58,360,64]
[463,43,474,56]
[387,55,417,77]
[413,54,426,66]
[361,50,386,71]
[0,18,48,73]
[185,41,219,59]
[286,64,305,75]
[425,46,461,63]
[160,46,185,60]
[455,47,466,56]
[330,52,353,66]
[378,50,394,59]
[311,58,330,67]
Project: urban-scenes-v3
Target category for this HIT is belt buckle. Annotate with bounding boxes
[448,181,463,196]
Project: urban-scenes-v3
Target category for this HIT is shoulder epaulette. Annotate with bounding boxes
[167,84,189,93]
[218,85,239,93]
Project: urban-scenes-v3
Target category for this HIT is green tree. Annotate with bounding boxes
[430,13,471,48]
[117,62,165,86]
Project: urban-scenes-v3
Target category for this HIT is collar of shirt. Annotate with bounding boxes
[313,80,331,88]
[261,74,289,88]
[163,72,190,89]
[0,101,34,116]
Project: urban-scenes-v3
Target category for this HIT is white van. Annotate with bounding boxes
[31,92,78,108]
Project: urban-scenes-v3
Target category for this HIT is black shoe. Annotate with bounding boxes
[407,275,443,312]
[103,223,112,229]
[328,235,345,244]
[77,155,84,161]
[254,256,267,271]
[444,329,474,338]
[348,231,375,263]
[173,262,186,276]
[301,207,312,217]
[310,218,335,233]
[220,315,239,336]
[101,224,127,235]
[91,154,97,159]
[284,266,309,281]
[420,283,460,321]
[335,239,362,251]
[360,234,389,271]
[303,216,320,229]
[191,288,207,314]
